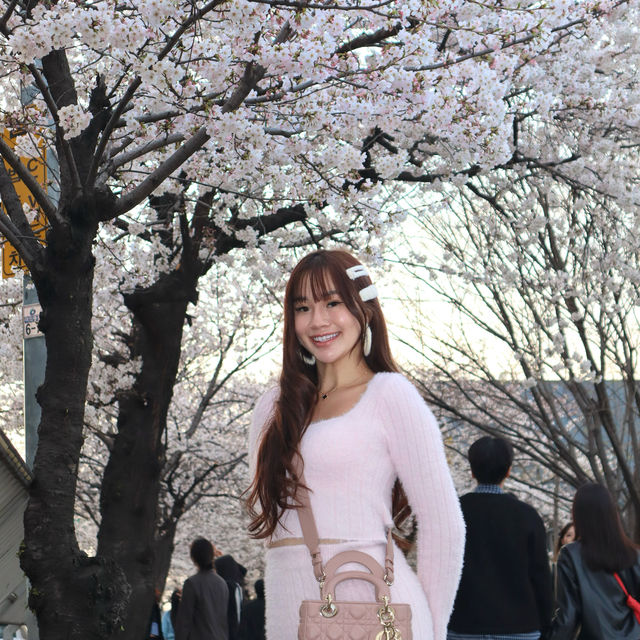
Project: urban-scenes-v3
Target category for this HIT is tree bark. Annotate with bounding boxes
[153,521,179,594]
[97,267,199,640]
[20,204,130,640]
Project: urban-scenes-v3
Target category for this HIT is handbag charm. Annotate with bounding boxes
[295,463,412,640]
[375,596,402,639]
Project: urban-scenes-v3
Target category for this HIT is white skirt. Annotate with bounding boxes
[264,540,434,640]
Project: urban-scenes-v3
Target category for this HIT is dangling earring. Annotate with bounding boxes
[363,324,372,357]
[299,349,316,366]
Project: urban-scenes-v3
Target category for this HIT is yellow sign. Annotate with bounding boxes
[0,129,48,278]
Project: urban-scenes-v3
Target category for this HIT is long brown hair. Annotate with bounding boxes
[572,483,638,572]
[246,250,409,540]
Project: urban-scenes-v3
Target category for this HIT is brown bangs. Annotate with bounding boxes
[289,256,367,329]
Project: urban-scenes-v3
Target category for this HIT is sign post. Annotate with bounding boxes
[0,129,49,474]
[22,276,45,470]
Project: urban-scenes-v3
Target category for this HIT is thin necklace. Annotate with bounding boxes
[319,374,371,400]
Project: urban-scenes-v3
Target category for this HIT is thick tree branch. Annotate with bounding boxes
[0,213,37,266]
[111,126,210,217]
[35,54,84,192]
[336,22,402,54]
[0,0,19,32]
[0,162,42,266]
[109,133,186,171]
[0,136,58,222]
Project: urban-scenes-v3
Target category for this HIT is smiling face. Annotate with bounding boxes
[293,275,363,366]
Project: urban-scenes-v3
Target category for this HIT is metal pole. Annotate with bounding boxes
[22,274,43,640]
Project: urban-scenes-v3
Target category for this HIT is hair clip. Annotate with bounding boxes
[359,284,378,302]
[346,265,369,280]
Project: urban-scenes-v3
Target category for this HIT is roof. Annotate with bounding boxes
[0,429,31,487]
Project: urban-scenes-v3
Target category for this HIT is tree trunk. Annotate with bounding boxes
[154,522,179,594]
[97,268,198,640]
[20,209,130,640]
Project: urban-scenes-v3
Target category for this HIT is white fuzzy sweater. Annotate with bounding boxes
[249,372,465,640]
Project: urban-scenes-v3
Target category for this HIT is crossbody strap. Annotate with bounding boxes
[614,572,630,596]
[294,456,396,584]
[296,470,325,581]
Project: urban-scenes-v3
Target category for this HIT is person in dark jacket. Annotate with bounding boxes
[238,579,265,640]
[550,483,640,640]
[175,538,229,640]
[161,588,181,640]
[448,436,553,640]
[214,555,246,640]
[148,589,164,640]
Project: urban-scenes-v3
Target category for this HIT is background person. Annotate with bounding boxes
[447,436,553,640]
[551,522,575,603]
[148,589,163,640]
[175,538,229,640]
[246,249,465,640]
[214,555,246,640]
[238,579,266,640]
[554,522,575,562]
[550,483,640,640]
[161,589,181,640]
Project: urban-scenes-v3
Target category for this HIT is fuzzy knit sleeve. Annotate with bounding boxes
[248,386,279,482]
[381,374,465,640]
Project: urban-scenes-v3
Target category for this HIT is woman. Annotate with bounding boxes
[246,250,465,640]
[554,522,576,561]
[550,483,640,640]
[552,522,576,603]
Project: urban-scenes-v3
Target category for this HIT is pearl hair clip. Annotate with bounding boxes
[346,265,378,302]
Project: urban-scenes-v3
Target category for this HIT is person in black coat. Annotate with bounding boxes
[238,579,265,640]
[550,483,640,640]
[447,436,552,639]
[214,555,246,640]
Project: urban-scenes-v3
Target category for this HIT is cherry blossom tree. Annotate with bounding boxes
[392,182,640,541]
[382,2,640,544]
[0,0,633,638]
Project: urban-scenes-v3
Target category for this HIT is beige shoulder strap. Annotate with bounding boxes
[294,455,395,583]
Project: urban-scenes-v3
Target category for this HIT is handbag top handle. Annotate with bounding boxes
[295,459,395,585]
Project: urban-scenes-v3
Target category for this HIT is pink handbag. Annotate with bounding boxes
[296,469,412,640]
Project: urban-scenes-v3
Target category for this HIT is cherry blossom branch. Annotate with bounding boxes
[111,126,209,218]
[29,58,83,192]
[87,0,228,187]
[0,0,19,32]
[109,133,186,171]
[112,16,298,217]
[336,22,402,54]
[248,0,395,11]
[407,15,600,72]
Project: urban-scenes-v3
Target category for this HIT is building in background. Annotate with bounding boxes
[0,428,31,639]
